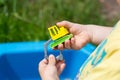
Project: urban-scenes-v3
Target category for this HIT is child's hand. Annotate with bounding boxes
[54,21,92,50]
[54,21,112,50]
[39,55,66,80]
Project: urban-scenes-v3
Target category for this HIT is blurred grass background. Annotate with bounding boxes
[0,0,118,43]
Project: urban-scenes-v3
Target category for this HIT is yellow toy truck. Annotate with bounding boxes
[44,25,73,60]
[48,25,73,48]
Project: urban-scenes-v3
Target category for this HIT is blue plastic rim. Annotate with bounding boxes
[0,41,96,80]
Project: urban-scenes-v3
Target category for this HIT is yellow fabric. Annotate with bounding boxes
[85,51,120,80]
[77,21,120,80]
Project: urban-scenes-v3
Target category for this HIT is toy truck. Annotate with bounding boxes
[48,25,73,48]
[44,25,73,60]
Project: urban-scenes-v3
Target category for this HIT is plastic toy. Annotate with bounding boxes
[44,25,73,60]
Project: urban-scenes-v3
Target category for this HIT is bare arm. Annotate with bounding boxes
[85,25,113,45]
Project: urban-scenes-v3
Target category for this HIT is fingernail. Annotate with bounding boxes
[56,22,60,25]
[49,54,54,58]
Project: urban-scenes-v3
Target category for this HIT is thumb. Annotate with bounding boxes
[48,54,56,65]
[56,21,73,29]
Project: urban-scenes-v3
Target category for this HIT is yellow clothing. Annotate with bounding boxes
[76,21,120,80]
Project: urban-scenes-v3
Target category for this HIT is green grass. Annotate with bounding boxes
[0,0,117,43]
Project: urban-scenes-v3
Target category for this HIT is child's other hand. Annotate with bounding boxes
[54,21,92,50]
[39,55,65,80]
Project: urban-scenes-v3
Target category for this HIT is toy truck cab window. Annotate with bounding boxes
[54,27,59,34]
[50,28,55,36]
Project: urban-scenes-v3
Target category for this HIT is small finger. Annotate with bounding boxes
[53,46,58,50]
[58,63,66,75]
[58,44,64,50]
[42,58,48,64]
[65,40,71,49]
[38,59,48,71]
[56,60,64,68]
[71,37,75,49]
